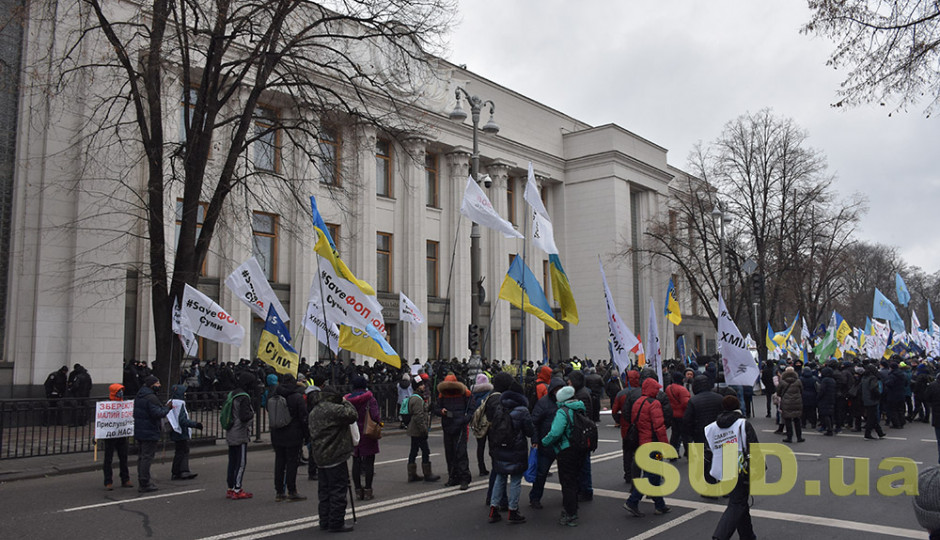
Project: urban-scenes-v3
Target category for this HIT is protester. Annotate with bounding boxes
[308,385,358,533]
[270,374,309,502]
[776,367,804,443]
[436,373,472,490]
[345,376,381,501]
[541,385,587,527]
[133,375,170,493]
[397,373,413,429]
[666,374,691,458]
[623,377,671,518]
[169,384,203,481]
[226,372,257,499]
[611,369,641,483]
[102,383,132,490]
[44,366,68,425]
[706,395,759,540]
[817,367,837,436]
[924,372,940,464]
[861,364,887,440]
[528,377,566,509]
[486,380,533,524]
[405,377,441,482]
[469,373,494,477]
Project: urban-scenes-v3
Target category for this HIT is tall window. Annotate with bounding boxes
[180,88,198,144]
[425,153,439,207]
[252,212,278,281]
[426,240,439,297]
[318,127,340,185]
[376,232,392,292]
[325,223,340,252]
[254,106,279,172]
[511,329,520,361]
[376,139,392,197]
[506,177,516,225]
[428,326,442,361]
[175,199,208,275]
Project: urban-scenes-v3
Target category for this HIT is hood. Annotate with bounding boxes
[237,372,258,392]
[547,377,567,400]
[626,370,640,388]
[821,367,834,378]
[500,390,528,410]
[345,390,374,406]
[266,374,279,386]
[471,381,494,394]
[641,377,662,398]
[568,370,585,390]
[781,370,799,383]
[537,365,553,384]
[716,409,743,429]
[639,368,658,382]
[277,382,302,398]
[399,378,412,389]
[109,383,125,401]
[170,384,188,400]
[437,380,470,397]
[310,387,343,407]
[559,398,586,413]
[691,374,711,394]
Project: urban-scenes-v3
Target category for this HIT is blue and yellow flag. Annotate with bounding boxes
[339,326,401,369]
[664,278,681,326]
[257,306,299,377]
[499,256,562,330]
[765,322,777,352]
[548,254,578,325]
[772,313,799,349]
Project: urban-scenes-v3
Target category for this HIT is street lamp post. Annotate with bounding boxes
[711,202,731,300]
[449,87,499,376]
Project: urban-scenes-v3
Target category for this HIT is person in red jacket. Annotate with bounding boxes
[623,378,671,517]
[534,366,553,401]
[611,370,641,483]
[665,374,691,460]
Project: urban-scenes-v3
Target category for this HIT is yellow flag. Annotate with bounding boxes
[339,327,401,369]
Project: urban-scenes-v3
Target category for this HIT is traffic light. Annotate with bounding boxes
[468,324,480,353]
[751,273,764,297]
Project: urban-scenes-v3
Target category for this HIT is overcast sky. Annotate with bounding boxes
[446,0,940,274]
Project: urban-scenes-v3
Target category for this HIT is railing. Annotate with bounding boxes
[0,383,403,460]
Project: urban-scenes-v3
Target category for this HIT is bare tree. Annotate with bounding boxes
[804,0,940,116]
[637,109,865,361]
[35,0,456,379]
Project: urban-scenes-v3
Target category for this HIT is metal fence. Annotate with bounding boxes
[0,383,403,460]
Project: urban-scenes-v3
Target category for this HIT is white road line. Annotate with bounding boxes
[61,489,204,513]
[922,439,938,443]
[599,439,620,443]
[793,452,822,457]
[836,454,922,465]
[375,453,440,466]
[628,508,709,540]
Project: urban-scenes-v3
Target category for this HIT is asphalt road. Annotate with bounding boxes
[0,414,935,539]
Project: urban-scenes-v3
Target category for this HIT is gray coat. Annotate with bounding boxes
[776,370,803,419]
[225,393,254,445]
[406,393,430,438]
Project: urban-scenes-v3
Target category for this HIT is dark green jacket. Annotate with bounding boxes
[308,391,357,467]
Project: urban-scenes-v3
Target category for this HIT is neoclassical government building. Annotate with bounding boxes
[0,3,716,396]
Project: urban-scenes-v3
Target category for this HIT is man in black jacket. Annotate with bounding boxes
[134,375,170,492]
[528,377,566,509]
[684,374,724,487]
[271,374,309,502]
[924,373,940,465]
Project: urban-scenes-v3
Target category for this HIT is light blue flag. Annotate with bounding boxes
[929,301,936,336]
[896,273,911,307]
[874,288,906,332]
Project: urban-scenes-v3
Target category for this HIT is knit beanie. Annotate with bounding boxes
[475,373,490,386]
[143,375,159,387]
[914,467,940,533]
[266,373,278,386]
[722,395,741,411]
[556,386,575,403]
[492,372,513,393]
[352,375,368,390]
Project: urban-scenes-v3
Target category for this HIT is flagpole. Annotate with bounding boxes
[519,210,529,384]
[438,218,462,362]
[313,242,336,364]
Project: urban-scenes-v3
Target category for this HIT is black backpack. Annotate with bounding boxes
[487,405,515,449]
[565,407,598,452]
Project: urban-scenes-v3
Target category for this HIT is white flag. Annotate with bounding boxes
[306,255,386,334]
[180,284,244,347]
[399,291,424,330]
[801,316,810,343]
[302,301,340,355]
[600,257,639,373]
[523,163,550,218]
[224,257,290,322]
[647,298,662,384]
[523,163,559,255]
[172,299,199,357]
[717,294,759,386]
[460,175,524,239]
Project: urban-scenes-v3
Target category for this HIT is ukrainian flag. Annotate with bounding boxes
[765,322,778,352]
[499,256,563,330]
[257,306,299,377]
[772,314,799,349]
[339,326,401,369]
[549,254,578,325]
[664,278,681,326]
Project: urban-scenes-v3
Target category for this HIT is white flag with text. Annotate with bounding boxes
[600,258,639,373]
[460,175,524,239]
[717,294,759,386]
[225,257,290,322]
[180,284,244,347]
[399,291,424,330]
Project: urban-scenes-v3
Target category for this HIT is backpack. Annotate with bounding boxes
[266,393,292,429]
[399,396,414,427]
[624,398,650,449]
[565,406,599,452]
[470,392,500,439]
[486,404,515,449]
[220,391,248,430]
[525,382,542,410]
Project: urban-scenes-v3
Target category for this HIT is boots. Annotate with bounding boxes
[355,488,364,500]
[422,462,440,482]
[488,505,502,523]
[363,488,374,501]
[507,509,526,524]
[407,463,422,482]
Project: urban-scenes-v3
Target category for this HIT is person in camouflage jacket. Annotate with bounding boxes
[308,386,358,533]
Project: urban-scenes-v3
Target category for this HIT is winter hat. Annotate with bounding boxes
[722,395,740,411]
[475,373,490,386]
[143,375,159,387]
[492,372,513,393]
[914,467,940,533]
[352,375,368,389]
[855,366,865,375]
[556,386,575,403]
[444,374,457,382]
[266,373,279,386]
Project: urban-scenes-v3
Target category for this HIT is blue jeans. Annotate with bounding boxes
[491,472,522,511]
[528,446,556,503]
[627,470,666,510]
[579,453,593,496]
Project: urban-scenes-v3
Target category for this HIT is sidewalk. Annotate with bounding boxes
[0,423,422,483]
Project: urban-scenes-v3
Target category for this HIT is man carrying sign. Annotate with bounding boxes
[101,383,133,490]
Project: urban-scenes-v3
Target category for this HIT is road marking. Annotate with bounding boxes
[836,454,922,465]
[61,489,204,513]
[577,486,924,538]
[599,439,620,443]
[922,439,938,443]
[375,453,440,466]
[196,482,490,540]
[793,452,822,457]
[629,508,709,540]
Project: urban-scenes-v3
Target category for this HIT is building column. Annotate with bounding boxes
[400,137,429,363]
[444,149,471,360]
[484,161,513,363]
